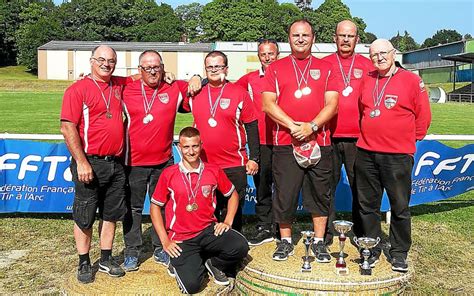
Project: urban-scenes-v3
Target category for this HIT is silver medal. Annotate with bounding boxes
[302,86,311,96]
[342,89,349,97]
[294,89,303,99]
[346,86,353,94]
[208,117,217,127]
[374,109,381,117]
[143,113,154,124]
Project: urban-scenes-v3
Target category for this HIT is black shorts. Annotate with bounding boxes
[272,145,333,223]
[71,157,126,230]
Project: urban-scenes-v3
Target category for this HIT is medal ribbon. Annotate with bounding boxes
[336,53,356,88]
[179,163,204,207]
[90,76,113,113]
[290,55,312,90]
[207,83,227,119]
[372,73,394,109]
[141,80,159,115]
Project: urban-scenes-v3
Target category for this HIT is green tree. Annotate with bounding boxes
[175,3,203,42]
[15,1,64,71]
[365,32,377,43]
[263,3,302,41]
[421,29,463,48]
[0,1,24,66]
[390,31,418,52]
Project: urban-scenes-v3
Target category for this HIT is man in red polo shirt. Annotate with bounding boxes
[121,50,202,271]
[356,39,431,272]
[262,19,339,261]
[183,51,260,233]
[61,45,127,283]
[235,39,279,246]
[150,127,249,294]
[321,20,374,244]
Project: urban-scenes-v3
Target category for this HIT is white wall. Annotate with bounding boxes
[177,52,204,80]
[46,51,68,80]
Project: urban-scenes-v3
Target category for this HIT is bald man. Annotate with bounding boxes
[322,20,374,244]
[356,39,431,272]
[61,45,128,283]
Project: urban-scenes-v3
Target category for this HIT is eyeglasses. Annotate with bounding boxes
[205,65,226,72]
[139,65,162,73]
[370,49,395,60]
[91,57,116,65]
[336,34,357,39]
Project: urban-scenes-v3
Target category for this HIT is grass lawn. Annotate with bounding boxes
[0,66,473,294]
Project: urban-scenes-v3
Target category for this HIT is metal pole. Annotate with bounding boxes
[453,61,456,92]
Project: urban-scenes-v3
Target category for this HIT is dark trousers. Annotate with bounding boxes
[326,138,361,242]
[123,158,173,256]
[171,224,249,294]
[355,148,413,259]
[253,144,273,229]
[215,166,247,232]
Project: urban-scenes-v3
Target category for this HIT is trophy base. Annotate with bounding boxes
[335,267,349,275]
[360,267,372,276]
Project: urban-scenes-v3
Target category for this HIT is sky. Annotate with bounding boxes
[54,0,474,44]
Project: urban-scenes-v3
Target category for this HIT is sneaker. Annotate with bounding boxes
[391,257,408,273]
[123,256,139,272]
[248,227,274,246]
[77,262,93,284]
[311,241,331,263]
[99,256,125,277]
[167,264,176,278]
[205,259,229,286]
[272,240,294,261]
[153,248,170,266]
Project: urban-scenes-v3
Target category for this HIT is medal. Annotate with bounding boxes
[294,89,303,99]
[302,86,311,96]
[90,77,113,119]
[336,53,356,98]
[141,81,159,125]
[208,117,217,127]
[291,55,312,99]
[106,112,112,119]
[179,162,204,214]
[372,70,396,118]
[192,203,198,211]
[186,204,194,212]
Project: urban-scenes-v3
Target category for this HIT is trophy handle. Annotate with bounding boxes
[376,237,381,245]
[353,236,359,246]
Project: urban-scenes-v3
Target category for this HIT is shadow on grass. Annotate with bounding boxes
[410,198,474,217]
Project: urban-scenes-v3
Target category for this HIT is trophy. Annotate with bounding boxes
[333,220,353,275]
[353,236,381,275]
[301,231,314,272]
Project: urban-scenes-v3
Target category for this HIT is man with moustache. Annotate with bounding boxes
[356,39,431,272]
[61,45,127,283]
[121,50,202,271]
[183,51,260,233]
[321,20,374,245]
[235,39,280,246]
[150,127,248,293]
[262,19,339,261]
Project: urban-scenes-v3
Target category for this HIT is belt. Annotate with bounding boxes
[87,155,117,161]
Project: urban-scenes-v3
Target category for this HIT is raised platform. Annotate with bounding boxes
[235,240,412,295]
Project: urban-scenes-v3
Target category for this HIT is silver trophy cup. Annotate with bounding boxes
[333,220,353,275]
[353,236,381,275]
[301,231,314,272]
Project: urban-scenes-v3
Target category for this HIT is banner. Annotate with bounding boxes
[1,139,473,214]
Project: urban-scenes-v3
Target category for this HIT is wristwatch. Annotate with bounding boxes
[310,121,318,133]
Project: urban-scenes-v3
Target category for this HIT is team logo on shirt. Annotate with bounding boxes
[220,98,231,110]
[201,185,212,197]
[310,69,320,80]
[158,93,169,104]
[384,95,398,109]
[114,89,121,100]
[353,68,363,79]
[419,80,426,92]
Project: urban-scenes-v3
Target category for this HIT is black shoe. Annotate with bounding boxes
[167,263,176,278]
[248,227,274,246]
[99,256,125,277]
[391,257,408,272]
[272,240,294,261]
[205,259,229,286]
[311,241,331,263]
[77,262,93,284]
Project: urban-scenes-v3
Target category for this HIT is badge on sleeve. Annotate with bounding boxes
[310,69,320,80]
[384,95,398,109]
[419,80,426,92]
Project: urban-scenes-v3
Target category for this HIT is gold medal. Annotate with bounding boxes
[186,204,194,212]
[106,111,112,119]
[192,203,198,211]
